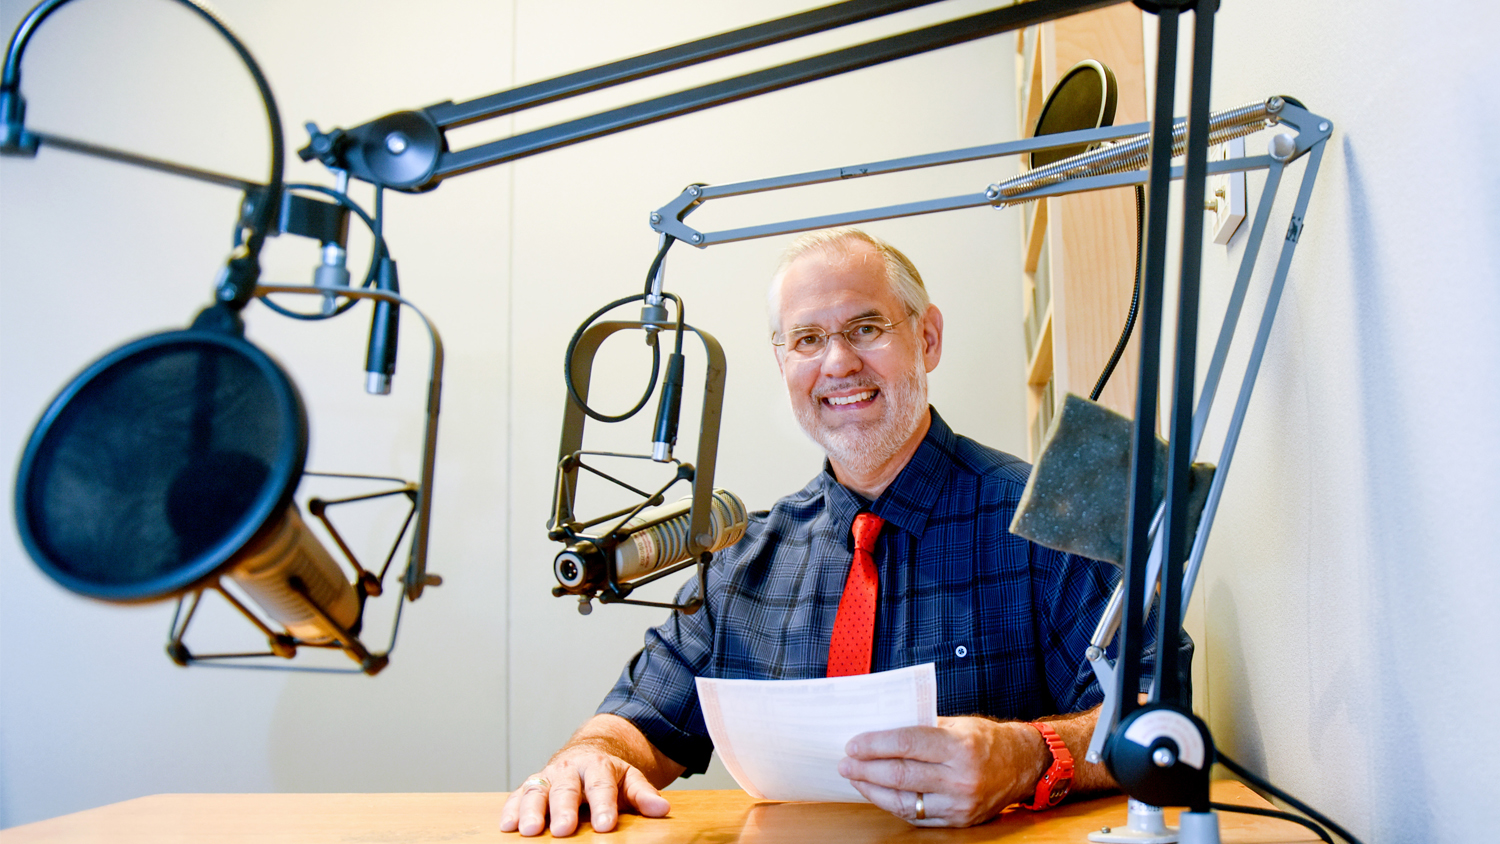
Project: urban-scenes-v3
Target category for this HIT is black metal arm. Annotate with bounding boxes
[297,0,1127,191]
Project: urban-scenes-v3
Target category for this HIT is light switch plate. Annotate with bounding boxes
[1209,137,1246,245]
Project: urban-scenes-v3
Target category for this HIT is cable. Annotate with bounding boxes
[1217,751,1365,844]
[256,183,389,321]
[373,183,385,243]
[560,239,686,424]
[642,236,677,296]
[564,293,684,424]
[1210,802,1332,843]
[1089,183,1145,401]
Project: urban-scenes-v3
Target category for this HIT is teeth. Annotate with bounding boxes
[825,390,875,406]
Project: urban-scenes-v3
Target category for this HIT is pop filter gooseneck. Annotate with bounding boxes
[2,0,286,305]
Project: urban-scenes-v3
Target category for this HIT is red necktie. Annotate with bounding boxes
[827,512,885,677]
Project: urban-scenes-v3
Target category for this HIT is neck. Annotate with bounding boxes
[829,409,932,499]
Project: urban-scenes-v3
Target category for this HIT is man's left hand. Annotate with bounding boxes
[837,715,1047,827]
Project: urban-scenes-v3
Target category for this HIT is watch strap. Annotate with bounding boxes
[1020,721,1074,810]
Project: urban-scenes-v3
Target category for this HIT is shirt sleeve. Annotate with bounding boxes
[1033,547,1117,714]
[595,576,717,776]
[1034,548,1196,715]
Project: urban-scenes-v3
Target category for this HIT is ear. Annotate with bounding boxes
[918,304,943,372]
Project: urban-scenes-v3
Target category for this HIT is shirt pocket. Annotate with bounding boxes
[906,632,1037,719]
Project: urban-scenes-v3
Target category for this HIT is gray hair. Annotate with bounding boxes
[767,227,930,334]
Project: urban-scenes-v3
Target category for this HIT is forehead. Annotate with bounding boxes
[777,244,903,328]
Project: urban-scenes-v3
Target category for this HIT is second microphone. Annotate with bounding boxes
[554,489,748,595]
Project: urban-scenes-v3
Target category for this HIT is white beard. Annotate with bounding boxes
[791,349,929,479]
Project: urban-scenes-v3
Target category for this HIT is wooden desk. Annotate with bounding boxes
[1,782,1319,843]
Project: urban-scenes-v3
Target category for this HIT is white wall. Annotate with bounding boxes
[0,0,1024,829]
[1178,2,1500,842]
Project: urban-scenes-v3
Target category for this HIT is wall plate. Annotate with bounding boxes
[1209,137,1246,245]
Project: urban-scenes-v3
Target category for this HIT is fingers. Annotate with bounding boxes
[839,754,940,794]
[847,778,941,827]
[498,775,562,837]
[499,755,671,837]
[620,766,672,819]
[548,775,586,837]
[844,725,951,763]
[840,725,955,797]
[577,766,618,832]
[497,787,523,832]
[840,718,1009,828]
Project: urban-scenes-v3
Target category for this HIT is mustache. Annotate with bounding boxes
[811,378,882,401]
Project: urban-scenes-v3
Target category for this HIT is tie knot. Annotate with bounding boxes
[852,512,884,553]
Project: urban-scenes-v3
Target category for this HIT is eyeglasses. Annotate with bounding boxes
[772,314,912,359]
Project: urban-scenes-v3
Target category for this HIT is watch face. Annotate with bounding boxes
[1048,776,1071,804]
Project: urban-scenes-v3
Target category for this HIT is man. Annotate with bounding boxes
[501,228,1173,836]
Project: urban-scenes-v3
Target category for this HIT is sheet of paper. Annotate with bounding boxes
[695,663,937,803]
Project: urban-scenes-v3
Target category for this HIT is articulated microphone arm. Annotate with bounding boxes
[645,97,1313,250]
[293,0,1127,193]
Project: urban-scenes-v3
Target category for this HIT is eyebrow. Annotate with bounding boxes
[786,309,886,333]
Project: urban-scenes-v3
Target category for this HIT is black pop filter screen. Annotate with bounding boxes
[15,331,306,601]
[1030,60,1118,170]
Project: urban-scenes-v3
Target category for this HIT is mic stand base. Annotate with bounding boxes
[1088,798,1178,843]
[1177,811,1220,844]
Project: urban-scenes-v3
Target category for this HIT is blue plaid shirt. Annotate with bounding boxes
[599,408,1174,775]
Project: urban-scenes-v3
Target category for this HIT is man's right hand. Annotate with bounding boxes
[498,714,682,837]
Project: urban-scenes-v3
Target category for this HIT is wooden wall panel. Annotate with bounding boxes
[1044,6,1146,419]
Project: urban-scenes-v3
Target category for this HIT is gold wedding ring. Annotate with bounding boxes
[914,792,926,820]
[522,776,550,793]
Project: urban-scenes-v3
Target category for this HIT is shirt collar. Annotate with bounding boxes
[818,407,956,541]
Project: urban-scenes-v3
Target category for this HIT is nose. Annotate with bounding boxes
[819,332,864,378]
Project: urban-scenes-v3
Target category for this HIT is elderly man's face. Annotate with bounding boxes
[773,243,939,480]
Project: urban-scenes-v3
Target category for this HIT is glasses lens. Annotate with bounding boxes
[845,320,889,350]
[784,330,826,355]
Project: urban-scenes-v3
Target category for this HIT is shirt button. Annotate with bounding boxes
[955,645,968,658]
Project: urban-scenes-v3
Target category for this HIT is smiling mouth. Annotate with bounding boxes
[823,389,877,407]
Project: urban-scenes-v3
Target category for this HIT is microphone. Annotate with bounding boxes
[554,489,748,594]
[223,505,361,644]
[163,446,359,644]
[13,294,446,675]
[365,255,400,394]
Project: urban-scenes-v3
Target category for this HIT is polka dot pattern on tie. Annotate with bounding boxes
[827,511,884,677]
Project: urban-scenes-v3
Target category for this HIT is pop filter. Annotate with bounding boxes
[14,313,359,646]
[1030,59,1118,170]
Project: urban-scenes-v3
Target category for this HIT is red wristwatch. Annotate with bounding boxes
[1020,721,1074,810]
